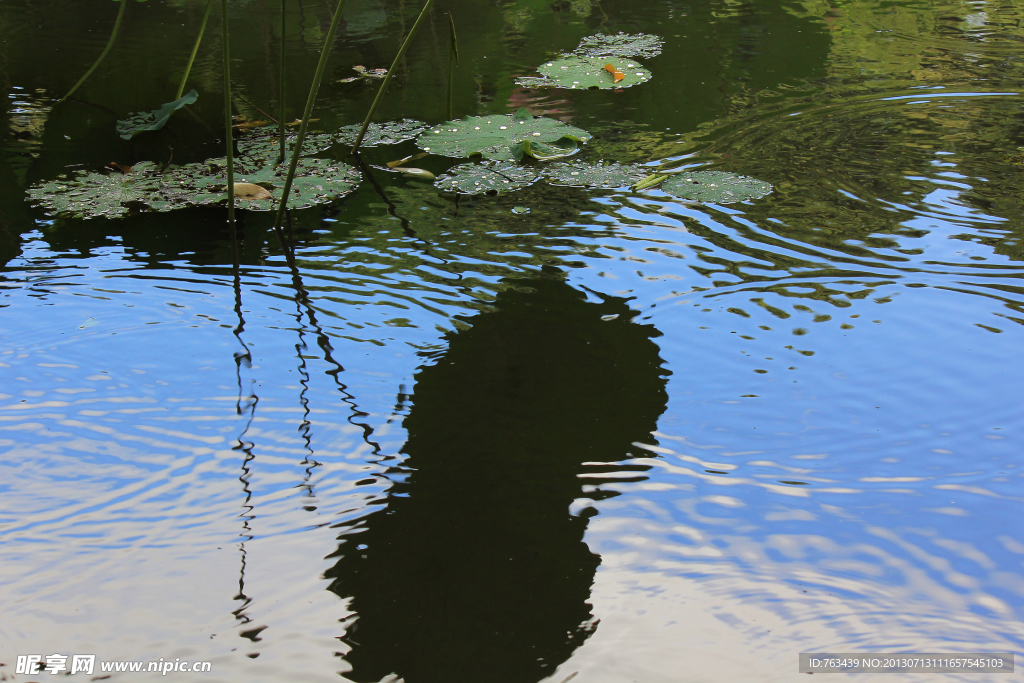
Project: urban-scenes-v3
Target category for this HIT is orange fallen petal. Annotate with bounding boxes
[604,63,626,83]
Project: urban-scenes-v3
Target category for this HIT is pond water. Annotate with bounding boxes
[2,0,1024,680]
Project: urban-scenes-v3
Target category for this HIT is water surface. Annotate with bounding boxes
[2,0,1024,681]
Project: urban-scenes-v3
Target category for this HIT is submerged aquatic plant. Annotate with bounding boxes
[116,90,199,140]
[416,108,590,162]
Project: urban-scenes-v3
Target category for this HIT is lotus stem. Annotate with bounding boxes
[59,0,129,103]
[273,0,348,230]
[278,0,286,165]
[351,0,435,153]
[176,0,214,100]
[446,12,458,120]
[221,0,235,223]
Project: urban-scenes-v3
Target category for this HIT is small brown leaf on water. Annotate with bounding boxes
[232,119,270,131]
[105,161,133,174]
[232,182,273,200]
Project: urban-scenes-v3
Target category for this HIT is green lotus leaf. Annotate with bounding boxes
[165,156,361,210]
[26,162,168,218]
[416,108,591,162]
[658,170,773,204]
[236,132,336,163]
[573,32,664,59]
[542,161,649,188]
[517,55,651,90]
[433,160,540,195]
[508,138,579,161]
[335,119,429,147]
[116,90,198,140]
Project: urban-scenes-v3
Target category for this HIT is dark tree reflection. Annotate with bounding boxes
[325,272,670,683]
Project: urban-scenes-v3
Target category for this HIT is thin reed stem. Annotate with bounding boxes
[176,0,215,100]
[278,0,287,165]
[273,0,348,230]
[351,0,435,153]
[446,12,458,120]
[60,0,129,102]
[222,0,235,224]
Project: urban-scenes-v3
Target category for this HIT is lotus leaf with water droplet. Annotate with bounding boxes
[237,132,337,162]
[336,119,429,147]
[657,170,773,203]
[518,55,651,90]
[416,108,590,161]
[164,155,361,211]
[573,32,664,59]
[542,161,649,188]
[433,160,540,195]
[26,162,172,218]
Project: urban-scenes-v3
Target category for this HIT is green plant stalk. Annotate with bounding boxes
[278,0,286,165]
[221,0,235,223]
[446,12,458,120]
[60,0,129,103]
[273,0,348,229]
[176,0,215,100]
[351,0,435,153]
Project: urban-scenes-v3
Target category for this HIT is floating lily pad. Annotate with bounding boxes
[116,90,198,140]
[237,132,336,161]
[165,156,361,211]
[658,170,773,203]
[574,32,664,59]
[542,161,648,188]
[433,161,540,195]
[416,108,590,162]
[518,55,651,90]
[336,119,429,147]
[26,162,170,218]
[28,136,362,217]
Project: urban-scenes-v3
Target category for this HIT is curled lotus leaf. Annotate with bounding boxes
[574,32,664,59]
[433,160,540,195]
[542,161,649,188]
[116,90,198,140]
[659,170,773,204]
[335,119,429,147]
[416,108,590,162]
[237,132,336,163]
[518,55,651,90]
[26,162,171,218]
